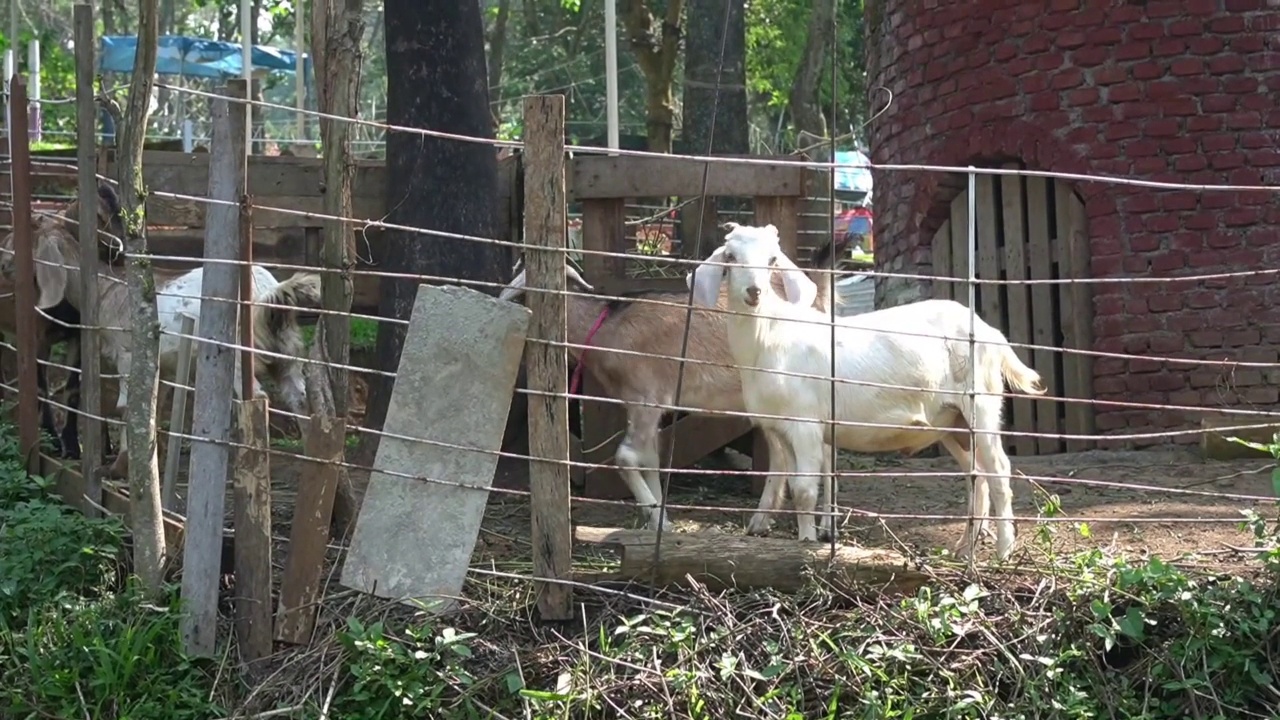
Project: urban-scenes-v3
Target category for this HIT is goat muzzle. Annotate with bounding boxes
[744,286,761,307]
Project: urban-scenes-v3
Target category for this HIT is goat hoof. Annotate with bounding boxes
[745,514,773,536]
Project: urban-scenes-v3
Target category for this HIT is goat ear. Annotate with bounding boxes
[498,268,528,302]
[776,253,818,308]
[34,235,69,309]
[688,246,727,308]
[565,265,594,292]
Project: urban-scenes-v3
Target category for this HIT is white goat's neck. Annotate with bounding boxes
[723,295,804,371]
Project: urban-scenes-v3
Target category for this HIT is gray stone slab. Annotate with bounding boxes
[340,283,530,611]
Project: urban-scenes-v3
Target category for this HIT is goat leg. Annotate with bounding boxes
[35,361,63,456]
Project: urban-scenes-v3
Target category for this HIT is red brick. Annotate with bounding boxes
[1103,123,1140,141]
[1224,208,1263,227]
[1147,295,1185,313]
[1224,76,1260,94]
[1227,112,1263,130]
[1186,115,1224,132]
[1092,66,1128,85]
[1071,46,1110,67]
[1169,57,1205,76]
[1185,291,1220,309]
[1242,387,1280,405]
[1150,373,1187,391]
[1168,390,1202,407]
[1224,0,1261,11]
[1129,234,1161,252]
[1120,101,1161,119]
[1209,15,1247,32]
[1232,368,1264,386]
[1160,192,1199,212]
[1239,347,1279,364]
[1210,153,1247,171]
[1107,84,1142,102]
[1173,155,1208,172]
[1144,214,1181,233]
[1189,369,1224,389]
[1240,94,1273,112]
[1200,132,1238,151]
[1166,18,1204,36]
[1188,35,1226,55]
[1150,250,1186,272]
[1152,39,1186,57]
[1161,136,1198,154]
[1189,330,1225,348]
[1208,55,1248,76]
[1226,329,1263,348]
[1115,42,1151,61]
[1146,333,1182,351]
[1142,118,1180,137]
[1065,87,1100,106]
[1127,22,1166,40]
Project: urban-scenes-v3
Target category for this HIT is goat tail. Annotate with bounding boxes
[1000,344,1046,396]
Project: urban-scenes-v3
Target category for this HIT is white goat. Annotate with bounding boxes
[500,238,850,540]
[0,216,322,477]
[688,223,1046,558]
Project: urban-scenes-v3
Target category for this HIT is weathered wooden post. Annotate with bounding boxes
[523,94,573,621]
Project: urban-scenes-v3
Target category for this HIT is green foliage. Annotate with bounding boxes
[310,490,1280,719]
[1,585,226,719]
[332,616,485,720]
[0,421,225,720]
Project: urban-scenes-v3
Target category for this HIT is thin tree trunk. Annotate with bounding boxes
[787,0,835,155]
[487,0,512,122]
[117,0,165,597]
[622,0,684,152]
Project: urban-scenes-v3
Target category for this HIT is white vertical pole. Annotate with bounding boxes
[604,0,619,154]
[242,0,253,152]
[294,0,305,142]
[4,49,12,138]
[28,39,39,143]
[182,118,194,152]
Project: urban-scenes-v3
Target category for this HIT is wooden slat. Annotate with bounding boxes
[1055,182,1095,452]
[754,196,801,258]
[580,199,626,285]
[975,176,1003,348]
[1000,168,1037,457]
[1024,176,1061,454]
[570,154,807,199]
[233,398,273,665]
[948,190,971,308]
[931,220,953,301]
[275,413,345,645]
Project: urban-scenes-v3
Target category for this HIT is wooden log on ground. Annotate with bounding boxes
[574,526,928,594]
[1200,416,1280,460]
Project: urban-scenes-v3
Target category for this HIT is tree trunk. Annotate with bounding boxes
[787,0,835,155]
[622,0,684,153]
[678,0,747,258]
[487,0,512,122]
[352,0,507,470]
[117,0,165,597]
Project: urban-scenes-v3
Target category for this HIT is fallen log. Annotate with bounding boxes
[574,526,929,595]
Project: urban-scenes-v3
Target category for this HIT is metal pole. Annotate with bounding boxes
[604,0,619,153]
[295,0,305,141]
[965,167,979,558]
[242,0,253,152]
[27,39,39,143]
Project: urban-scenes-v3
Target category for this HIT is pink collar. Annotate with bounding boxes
[570,306,611,397]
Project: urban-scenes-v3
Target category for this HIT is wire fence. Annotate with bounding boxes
[2,70,1279,669]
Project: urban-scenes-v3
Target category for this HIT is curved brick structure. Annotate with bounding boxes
[866,0,1280,444]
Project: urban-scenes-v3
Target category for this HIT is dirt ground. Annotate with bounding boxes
[249,441,1275,566]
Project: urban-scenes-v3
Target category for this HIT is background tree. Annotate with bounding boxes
[679,0,748,254]
[352,0,508,469]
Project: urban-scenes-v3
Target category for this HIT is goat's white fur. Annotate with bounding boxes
[688,224,1046,558]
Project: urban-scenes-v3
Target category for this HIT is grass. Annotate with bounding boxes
[300,316,380,353]
[2,415,1279,718]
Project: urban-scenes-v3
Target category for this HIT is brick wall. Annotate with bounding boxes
[866,0,1280,445]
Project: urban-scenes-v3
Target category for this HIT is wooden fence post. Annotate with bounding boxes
[523,95,573,621]
[74,3,103,509]
[180,81,248,658]
[8,76,39,475]
[161,314,196,508]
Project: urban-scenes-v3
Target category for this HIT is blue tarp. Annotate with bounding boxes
[98,35,311,80]
[835,149,873,194]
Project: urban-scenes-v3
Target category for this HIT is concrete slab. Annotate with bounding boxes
[340,284,530,611]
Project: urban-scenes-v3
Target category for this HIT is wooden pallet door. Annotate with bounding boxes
[931,166,1094,455]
